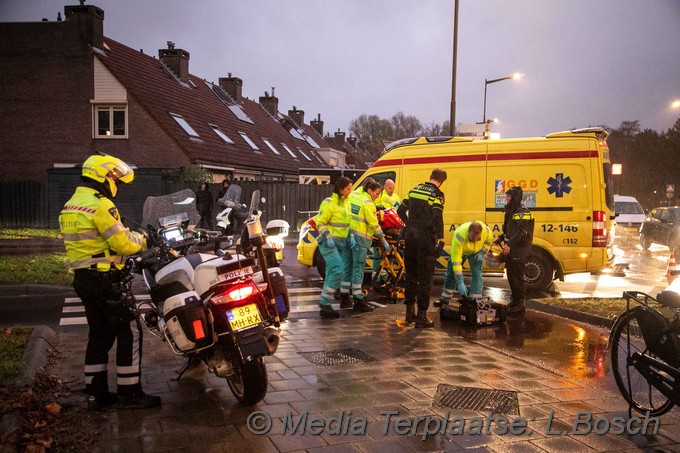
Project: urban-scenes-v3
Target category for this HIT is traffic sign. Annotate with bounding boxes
[666,184,675,194]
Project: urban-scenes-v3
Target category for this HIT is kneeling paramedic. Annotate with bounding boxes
[439,221,494,302]
[59,154,161,410]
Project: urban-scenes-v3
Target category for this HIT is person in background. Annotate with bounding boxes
[59,154,160,410]
[217,178,231,202]
[196,181,214,230]
[397,169,447,328]
[499,186,535,313]
[315,177,353,319]
[372,179,401,285]
[438,221,494,303]
[349,180,388,312]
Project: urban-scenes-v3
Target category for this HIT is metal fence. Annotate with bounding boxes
[0,179,330,231]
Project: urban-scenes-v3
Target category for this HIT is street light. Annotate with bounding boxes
[672,100,680,109]
[482,73,521,138]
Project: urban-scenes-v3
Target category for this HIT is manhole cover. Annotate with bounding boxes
[298,348,376,366]
[433,384,519,415]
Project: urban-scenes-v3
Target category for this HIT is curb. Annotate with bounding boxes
[527,299,615,329]
[18,326,57,387]
[0,284,75,299]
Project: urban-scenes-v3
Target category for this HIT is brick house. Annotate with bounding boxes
[0,3,365,184]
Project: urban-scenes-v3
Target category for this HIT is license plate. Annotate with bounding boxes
[226,303,262,331]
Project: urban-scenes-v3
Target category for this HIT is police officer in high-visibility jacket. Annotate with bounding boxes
[59,154,160,410]
[499,186,535,313]
[439,221,494,303]
[349,180,388,312]
[315,177,353,319]
[397,169,447,328]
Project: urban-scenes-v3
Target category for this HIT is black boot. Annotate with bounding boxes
[87,391,118,411]
[404,303,416,323]
[319,305,340,319]
[339,293,353,309]
[353,297,374,312]
[117,390,161,409]
[507,299,526,314]
[415,308,434,328]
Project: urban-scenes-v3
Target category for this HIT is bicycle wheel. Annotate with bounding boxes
[609,307,675,416]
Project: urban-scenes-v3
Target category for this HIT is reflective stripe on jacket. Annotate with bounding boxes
[349,190,384,247]
[397,182,445,239]
[449,221,494,275]
[376,190,401,209]
[316,193,350,239]
[59,186,146,271]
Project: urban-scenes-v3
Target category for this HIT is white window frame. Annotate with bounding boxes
[281,143,298,159]
[209,123,234,144]
[262,138,281,155]
[296,147,312,161]
[170,112,200,138]
[93,104,128,139]
[239,132,260,151]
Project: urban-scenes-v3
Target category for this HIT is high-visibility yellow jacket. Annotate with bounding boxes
[59,186,146,271]
[376,190,401,209]
[316,193,350,239]
[449,221,494,275]
[349,190,384,247]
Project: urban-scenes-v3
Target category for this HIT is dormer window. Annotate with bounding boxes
[94,105,127,138]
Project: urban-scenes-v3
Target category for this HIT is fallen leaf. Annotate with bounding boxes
[44,402,61,415]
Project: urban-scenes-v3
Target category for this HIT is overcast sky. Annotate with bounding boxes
[3,0,680,138]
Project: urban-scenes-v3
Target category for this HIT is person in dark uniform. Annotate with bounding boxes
[196,181,214,230]
[499,186,535,313]
[59,154,161,410]
[397,168,447,328]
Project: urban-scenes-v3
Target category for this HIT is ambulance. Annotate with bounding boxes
[356,127,615,291]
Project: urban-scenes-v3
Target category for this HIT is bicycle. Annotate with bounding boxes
[609,290,680,416]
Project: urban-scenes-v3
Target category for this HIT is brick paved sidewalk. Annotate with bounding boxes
[53,310,680,452]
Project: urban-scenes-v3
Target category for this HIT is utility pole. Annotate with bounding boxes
[449,0,459,136]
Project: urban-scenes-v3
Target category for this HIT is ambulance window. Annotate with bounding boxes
[367,171,396,187]
[602,163,615,211]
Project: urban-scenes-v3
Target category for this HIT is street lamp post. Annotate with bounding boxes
[482,73,521,138]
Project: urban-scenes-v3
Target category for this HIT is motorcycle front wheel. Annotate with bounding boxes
[227,356,268,406]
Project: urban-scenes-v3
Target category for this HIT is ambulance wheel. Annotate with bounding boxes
[524,250,554,292]
[314,250,326,279]
[227,356,268,406]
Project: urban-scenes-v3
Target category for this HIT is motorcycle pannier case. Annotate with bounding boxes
[163,291,214,352]
[440,296,508,326]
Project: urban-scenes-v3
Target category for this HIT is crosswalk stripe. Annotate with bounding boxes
[59,287,387,326]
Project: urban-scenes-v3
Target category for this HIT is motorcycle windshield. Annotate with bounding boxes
[142,189,201,229]
[218,184,242,208]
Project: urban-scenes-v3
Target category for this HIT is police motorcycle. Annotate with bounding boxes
[129,189,290,405]
[216,184,290,261]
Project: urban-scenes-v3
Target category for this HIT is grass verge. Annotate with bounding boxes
[0,252,71,286]
[0,327,32,386]
[0,228,61,240]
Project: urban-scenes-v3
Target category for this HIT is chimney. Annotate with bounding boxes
[310,114,324,136]
[64,4,105,49]
[288,106,305,127]
[159,41,190,83]
[334,129,346,144]
[347,135,357,148]
[259,87,279,116]
[218,73,242,102]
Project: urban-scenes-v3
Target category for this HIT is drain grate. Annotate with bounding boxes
[433,384,519,415]
[298,348,376,366]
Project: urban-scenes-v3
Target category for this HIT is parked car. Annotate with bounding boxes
[614,195,646,236]
[640,206,680,252]
[296,216,326,278]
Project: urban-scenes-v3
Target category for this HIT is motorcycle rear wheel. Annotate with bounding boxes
[227,356,268,406]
